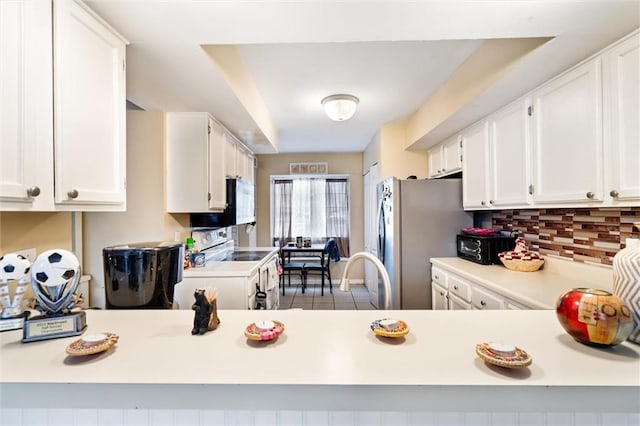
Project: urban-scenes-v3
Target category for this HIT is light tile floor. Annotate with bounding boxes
[279,280,375,310]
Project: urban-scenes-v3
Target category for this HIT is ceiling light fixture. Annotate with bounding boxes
[321,94,359,121]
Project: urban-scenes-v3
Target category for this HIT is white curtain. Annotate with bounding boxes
[291,178,326,239]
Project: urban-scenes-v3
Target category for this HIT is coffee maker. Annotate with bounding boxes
[103,242,183,309]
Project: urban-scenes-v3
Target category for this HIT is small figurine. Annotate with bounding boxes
[191,287,220,335]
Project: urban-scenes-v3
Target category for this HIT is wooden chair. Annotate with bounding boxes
[302,238,339,296]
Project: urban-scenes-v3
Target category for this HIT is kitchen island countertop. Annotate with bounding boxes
[1,309,638,415]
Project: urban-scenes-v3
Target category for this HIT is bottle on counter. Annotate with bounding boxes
[184,237,194,269]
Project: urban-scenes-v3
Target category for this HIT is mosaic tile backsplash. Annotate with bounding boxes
[491,207,640,266]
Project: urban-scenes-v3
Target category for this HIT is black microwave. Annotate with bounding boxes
[456,234,516,265]
[189,178,255,228]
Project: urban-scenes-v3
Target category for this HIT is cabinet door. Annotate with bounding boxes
[208,119,227,210]
[53,0,127,208]
[462,120,489,209]
[0,1,54,210]
[427,146,443,178]
[431,282,449,310]
[224,134,237,178]
[442,135,462,174]
[236,145,248,181]
[488,98,531,207]
[531,58,603,204]
[246,154,255,185]
[606,34,640,202]
[166,112,210,212]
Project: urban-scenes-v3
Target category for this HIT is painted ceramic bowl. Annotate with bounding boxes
[556,288,634,347]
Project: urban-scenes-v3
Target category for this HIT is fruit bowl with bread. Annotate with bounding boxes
[498,237,544,272]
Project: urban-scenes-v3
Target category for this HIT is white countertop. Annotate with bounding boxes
[182,247,278,278]
[1,309,638,387]
[431,257,614,309]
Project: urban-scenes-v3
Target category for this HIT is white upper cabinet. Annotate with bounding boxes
[442,135,462,175]
[224,134,237,179]
[427,145,443,178]
[427,135,461,178]
[462,120,489,209]
[53,0,127,209]
[0,1,54,210]
[166,113,226,213]
[488,98,531,207]
[1,0,127,212]
[604,32,640,203]
[208,120,227,210]
[225,132,255,183]
[530,58,604,205]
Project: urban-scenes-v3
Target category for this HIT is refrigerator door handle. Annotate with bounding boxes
[377,198,386,264]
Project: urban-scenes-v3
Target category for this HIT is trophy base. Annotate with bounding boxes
[22,311,87,343]
[0,311,30,332]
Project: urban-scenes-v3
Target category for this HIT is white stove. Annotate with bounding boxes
[191,229,274,263]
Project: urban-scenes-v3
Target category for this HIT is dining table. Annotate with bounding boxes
[280,242,327,293]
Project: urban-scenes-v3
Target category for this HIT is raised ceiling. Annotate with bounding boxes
[86,0,640,154]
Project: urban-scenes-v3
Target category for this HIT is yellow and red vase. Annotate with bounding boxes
[556,288,634,347]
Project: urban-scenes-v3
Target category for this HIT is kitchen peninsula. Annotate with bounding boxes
[1,309,638,423]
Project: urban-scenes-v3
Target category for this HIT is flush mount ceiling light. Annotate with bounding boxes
[321,94,359,121]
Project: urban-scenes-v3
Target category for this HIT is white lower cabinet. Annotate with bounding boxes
[176,274,260,311]
[430,263,531,310]
[431,282,449,310]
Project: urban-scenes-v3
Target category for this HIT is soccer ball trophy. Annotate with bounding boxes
[0,253,32,331]
[22,249,87,342]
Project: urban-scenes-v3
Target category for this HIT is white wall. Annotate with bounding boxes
[83,111,189,308]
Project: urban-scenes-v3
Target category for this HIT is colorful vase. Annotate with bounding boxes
[613,237,640,345]
[556,288,633,347]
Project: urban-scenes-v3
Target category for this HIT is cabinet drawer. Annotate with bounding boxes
[431,266,447,288]
[471,285,504,310]
[448,275,471,302]
[449,293,471,310]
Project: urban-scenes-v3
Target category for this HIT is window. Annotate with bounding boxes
[271,175,350,256]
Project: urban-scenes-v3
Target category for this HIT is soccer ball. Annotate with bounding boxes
[0,253,31,282]
[31,249,79,287]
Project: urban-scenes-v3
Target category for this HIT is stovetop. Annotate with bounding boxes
[218,251,274,262]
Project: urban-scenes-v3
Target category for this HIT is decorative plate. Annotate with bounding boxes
[66,332,119,356]
[370,318,409,338]
[475,342,532,368]
[244,320,285,341]
[461,228,500,236]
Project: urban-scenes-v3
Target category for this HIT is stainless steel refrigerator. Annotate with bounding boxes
[376,177,472,309]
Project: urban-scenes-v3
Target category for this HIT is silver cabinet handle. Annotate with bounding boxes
[586,192,594,199]
[67,189,79,199]
[610,190,619,197]
[26,186,40,197]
